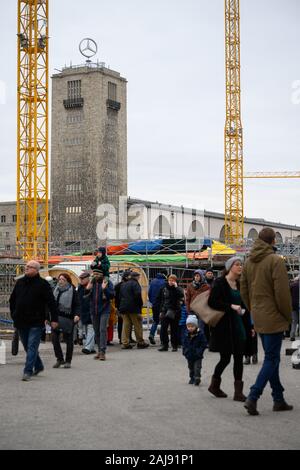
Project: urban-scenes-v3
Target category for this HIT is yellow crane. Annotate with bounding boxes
[17,0,49,265]
[244,172,300,179]
[224,0,244,246]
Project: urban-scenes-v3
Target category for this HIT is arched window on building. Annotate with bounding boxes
[188,220,204,239]
[275,231,283,244]
[153,215,172,238]
[219,225,226,243]
[248,228,258,241]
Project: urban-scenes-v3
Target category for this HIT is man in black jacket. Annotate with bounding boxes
[158,274,184,352]
[9,260,58,381]
[119,271,149,349]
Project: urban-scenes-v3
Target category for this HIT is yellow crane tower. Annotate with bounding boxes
[224,0,244,246]
[17,0,49,265]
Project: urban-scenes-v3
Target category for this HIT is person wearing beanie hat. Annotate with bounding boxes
[225,256,243,273]
[186,271,210,315]
[186,315,199,328]
[182,315,207,386]
[90,246,110,279]
[205,268,215,287]
[78,271,96,355]
[207,256,251,402]
[85,264,115,361]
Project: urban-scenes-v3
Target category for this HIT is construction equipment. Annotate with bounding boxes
[224,0,244,246]
[244,172,300,179]
[17,0,49,266]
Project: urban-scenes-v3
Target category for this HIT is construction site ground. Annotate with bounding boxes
[0,334,299,450]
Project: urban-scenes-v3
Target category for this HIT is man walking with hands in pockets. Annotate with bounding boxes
[241,228,293,416]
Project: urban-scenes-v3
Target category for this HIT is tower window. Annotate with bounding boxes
[108,82,117,101]
[68,80,81,100]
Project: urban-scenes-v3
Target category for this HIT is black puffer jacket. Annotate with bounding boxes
[158,284,184,317]
[9,275,58,329]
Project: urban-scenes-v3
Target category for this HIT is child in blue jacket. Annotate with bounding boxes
[182,315,207,385]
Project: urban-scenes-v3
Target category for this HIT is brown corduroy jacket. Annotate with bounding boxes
[240,239,292,334]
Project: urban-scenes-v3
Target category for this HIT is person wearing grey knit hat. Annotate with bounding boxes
[207,254,249,402]
[186,315,199,328]
[225,256,243,273]
[182,315,208,386]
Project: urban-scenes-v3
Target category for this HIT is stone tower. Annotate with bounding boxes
[50,63,127,249]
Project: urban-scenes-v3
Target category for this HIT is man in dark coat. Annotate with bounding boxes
[78,271,95,354]
[157,274,184,352]
[119,271,149,349]
[9,260,58,381]
[86,268,114,361]
[148,272,166,344]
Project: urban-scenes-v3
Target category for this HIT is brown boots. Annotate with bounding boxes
[208,376,228,398]
[208,377,246,401]
[233,380,247,402]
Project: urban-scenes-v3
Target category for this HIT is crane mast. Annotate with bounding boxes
[17,0,49,265]
[224,0,244,245]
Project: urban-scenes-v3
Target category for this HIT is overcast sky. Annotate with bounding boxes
[1,0,299,226]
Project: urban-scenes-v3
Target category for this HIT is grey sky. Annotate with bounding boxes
[0,0,299,226]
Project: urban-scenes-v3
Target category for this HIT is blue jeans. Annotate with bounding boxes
[149,305,160,338]
[248,332,285,403]
[83,324,95,351]
[149,321,158,338]
[18,327,44,376]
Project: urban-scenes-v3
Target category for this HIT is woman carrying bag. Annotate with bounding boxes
[52,273,80,369]
[207,257,250,401]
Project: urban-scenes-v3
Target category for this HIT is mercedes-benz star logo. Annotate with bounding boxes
[79,38,98,59]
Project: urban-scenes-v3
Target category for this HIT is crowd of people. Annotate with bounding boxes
[9,229,297,416]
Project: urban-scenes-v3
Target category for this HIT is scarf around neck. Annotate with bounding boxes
[54,284,73,315]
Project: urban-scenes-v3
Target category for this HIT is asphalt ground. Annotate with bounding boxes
[0,334,299,450]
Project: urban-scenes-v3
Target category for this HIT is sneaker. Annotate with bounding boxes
[82,348,92,354]
[64,362,71,369]
[244,356,250,365]
[244,398,259,416]
[149,336,156,345]
[252,354,258,364]
[22,374,31,381]
[53,360,65,368]
[273,401,293,412]
[32,368,44,376]
[137,342,149,349]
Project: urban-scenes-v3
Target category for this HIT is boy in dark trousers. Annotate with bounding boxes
[91,247,110,279]
[182,315,207,385]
